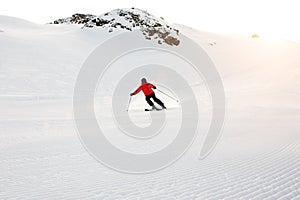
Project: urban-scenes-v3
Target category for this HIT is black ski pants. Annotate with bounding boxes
[145,93,164,107]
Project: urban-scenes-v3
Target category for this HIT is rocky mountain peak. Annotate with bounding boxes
[51,8,180,46]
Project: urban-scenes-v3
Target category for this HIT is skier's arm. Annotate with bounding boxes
[131,86,142,95]
[151,84,156,89]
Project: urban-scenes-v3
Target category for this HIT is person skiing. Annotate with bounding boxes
[130,78,166,110]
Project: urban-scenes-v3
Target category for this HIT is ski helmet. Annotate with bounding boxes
[141,78,147,84]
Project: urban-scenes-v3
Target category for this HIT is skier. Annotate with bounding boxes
[130,78,166,110]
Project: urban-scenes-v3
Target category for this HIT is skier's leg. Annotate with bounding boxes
[146,95,159,110]
[152,93,166,109]
[145,95,154,106]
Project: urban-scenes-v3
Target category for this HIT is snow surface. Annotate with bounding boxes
[1,15,300,199]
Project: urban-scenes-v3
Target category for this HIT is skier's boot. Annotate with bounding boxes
[161,104,167,109]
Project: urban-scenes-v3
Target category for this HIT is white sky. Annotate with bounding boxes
[1,0,299,41]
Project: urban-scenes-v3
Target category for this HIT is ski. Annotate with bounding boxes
[145,108,164,111]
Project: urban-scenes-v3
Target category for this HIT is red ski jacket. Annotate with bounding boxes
[133,83,156,96]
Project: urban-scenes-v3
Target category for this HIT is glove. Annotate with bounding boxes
[153,86,156,89]
[130,93,134,96]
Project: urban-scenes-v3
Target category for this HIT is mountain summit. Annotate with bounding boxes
[51,8,180,46]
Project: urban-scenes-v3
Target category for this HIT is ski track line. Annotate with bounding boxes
[2,137,300,199]
[190,142,300,199]
[102,140,298,199]
[0,141,296,198]
[205,142,300,196]
[1,115,299,199]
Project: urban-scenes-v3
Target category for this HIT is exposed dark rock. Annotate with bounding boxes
[50,8,180,46]
[51,13,95,25]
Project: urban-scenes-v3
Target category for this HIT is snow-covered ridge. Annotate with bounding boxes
[50,8,180,46]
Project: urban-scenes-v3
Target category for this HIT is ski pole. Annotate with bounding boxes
[126,96,132,111]
[156,89,179,103]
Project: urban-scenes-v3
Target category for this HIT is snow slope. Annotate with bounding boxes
[1,12,300,199]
